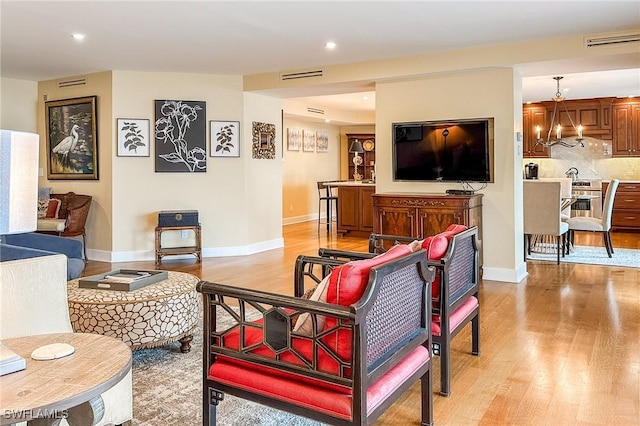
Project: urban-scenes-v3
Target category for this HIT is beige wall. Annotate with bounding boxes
[1,78,38,132]
[376,69,526,282]
[37,71,114,253]
[282,118,341,224]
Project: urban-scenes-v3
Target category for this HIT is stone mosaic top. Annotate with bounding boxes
[68,271,199,304]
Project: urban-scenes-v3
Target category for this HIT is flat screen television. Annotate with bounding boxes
[393,118,494,182]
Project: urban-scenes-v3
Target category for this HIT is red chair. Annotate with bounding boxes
[197,247,435,425]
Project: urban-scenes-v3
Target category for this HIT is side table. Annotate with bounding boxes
[155,224,202,264]
[0,333,131,425]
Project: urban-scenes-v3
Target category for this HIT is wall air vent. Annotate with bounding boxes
[57,78,87,88]
[307,107,325,115]
[280,70,323,81]
[585,33,640,47]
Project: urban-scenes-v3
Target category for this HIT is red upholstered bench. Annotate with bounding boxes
[197,245,436,426]
[319,224,481,396]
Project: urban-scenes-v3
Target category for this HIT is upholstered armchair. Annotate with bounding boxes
[37,191,92,259]
[197,247,436,425]
[319,225,481,397]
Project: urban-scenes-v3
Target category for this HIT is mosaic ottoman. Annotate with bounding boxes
[67,271,200,352]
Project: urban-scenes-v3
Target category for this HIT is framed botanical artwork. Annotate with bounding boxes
[287,128,302,151]
[303,129,316,152]
[117,118,150,157]
[210,120,240,157]
[316,131,328,153]
[252,121,276,159]
[154,100,207,172]
[45,95,98,180]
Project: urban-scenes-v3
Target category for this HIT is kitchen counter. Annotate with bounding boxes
[327,180,376,187]
[335,182,375,236]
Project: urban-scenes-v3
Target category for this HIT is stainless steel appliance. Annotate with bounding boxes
[571,180,602,218]
[524,163,539,180]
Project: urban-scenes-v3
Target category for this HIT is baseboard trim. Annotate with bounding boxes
[482,264,528,283]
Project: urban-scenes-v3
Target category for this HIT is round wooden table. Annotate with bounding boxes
[67,271,200,352]
[0,333,131,425]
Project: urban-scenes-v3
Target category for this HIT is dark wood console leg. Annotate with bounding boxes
[179,335,193,353]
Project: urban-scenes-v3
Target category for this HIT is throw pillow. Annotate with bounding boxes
[37,198,49,219]
[45,198,61,218]
[292,274,331,336]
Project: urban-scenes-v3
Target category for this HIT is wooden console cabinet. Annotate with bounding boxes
[373,193,483,257]
[337,184,375,237]
[603,181,640,231]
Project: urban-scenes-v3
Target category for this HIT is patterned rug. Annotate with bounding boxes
[526,245,639,268]
[131,310,325,425]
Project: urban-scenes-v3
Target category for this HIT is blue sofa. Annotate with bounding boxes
[0,232,84,279]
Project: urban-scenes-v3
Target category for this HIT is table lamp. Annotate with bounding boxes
[349,139,364,181]
[0,130,39,235]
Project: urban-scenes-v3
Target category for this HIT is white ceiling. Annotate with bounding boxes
[2,1,639,115]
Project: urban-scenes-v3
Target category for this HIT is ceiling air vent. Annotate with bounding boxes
[585,33,640,47]
[307,107,325,115]
[280,70,323,81]
[58,78,87,88]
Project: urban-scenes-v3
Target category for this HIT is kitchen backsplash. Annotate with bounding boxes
[522,136,640,181]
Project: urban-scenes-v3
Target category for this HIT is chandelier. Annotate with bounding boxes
[535,76,584,148]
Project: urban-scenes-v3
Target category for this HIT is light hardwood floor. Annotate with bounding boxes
[84,223,640,425]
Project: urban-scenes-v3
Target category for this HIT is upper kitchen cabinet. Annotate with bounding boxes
[523,105,549,158]
[523,97,616,158]
[612,99,640,157]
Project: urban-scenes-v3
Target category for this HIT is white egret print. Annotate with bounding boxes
[154,100,207,172]
[45,96,98,180]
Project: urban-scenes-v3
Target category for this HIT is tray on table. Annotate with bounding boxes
[78,269,168,291]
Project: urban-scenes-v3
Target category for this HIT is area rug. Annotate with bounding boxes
[131,310,325,425]
[526,245,639,268]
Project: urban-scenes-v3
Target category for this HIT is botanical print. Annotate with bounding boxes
[210,120,240,157]
[287,128,302,151]
[316,131,328,152]
[45,96,98,180]
[252,122,276,159]
[117,119,150,156]
[303,129,316,152]
[155,100,206,172]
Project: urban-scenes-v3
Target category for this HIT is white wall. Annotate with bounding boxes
[376,69,526,282]
[0,78,38,133]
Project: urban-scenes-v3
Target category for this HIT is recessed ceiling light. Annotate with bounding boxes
[362,96,369,101]
[325,41,336,50]
[324,118,331,123]
[72,33,85,41]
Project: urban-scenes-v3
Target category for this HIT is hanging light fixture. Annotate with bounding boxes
[535,76,584,148]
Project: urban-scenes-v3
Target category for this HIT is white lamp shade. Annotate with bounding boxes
[0,130,39,234]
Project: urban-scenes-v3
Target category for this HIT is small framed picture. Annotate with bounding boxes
[316,131,328,152]
[210,120,240,157]
[117,118,150,157]
[287,128,302,151]
[303,129,316,152]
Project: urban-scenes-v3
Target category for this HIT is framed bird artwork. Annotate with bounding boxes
[45,95,98,180]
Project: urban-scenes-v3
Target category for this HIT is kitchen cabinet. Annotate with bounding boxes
[603,181,640,231]
[372,193,483,261]
[612,100,640,157]
[346,133,375,181]
[523,105,549,158]
[337,184,375,237]
[523,97,616,158]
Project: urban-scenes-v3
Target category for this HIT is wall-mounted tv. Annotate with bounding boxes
[393,118,494,183]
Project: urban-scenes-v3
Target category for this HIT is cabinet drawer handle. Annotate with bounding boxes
[623,199,636,202]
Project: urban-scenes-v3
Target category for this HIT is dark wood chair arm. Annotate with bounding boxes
[317,248,377,261]
[368,233,418,254]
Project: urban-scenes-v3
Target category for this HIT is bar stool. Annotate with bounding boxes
[317,181,338,233]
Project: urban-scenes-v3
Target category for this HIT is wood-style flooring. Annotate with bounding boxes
[83,223,640,425]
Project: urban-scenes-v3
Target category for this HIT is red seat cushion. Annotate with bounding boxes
[431,295,478,336]
[208,345,430,420]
